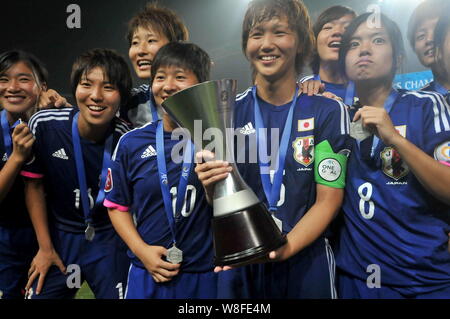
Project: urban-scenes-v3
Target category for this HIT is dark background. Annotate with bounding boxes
[0,0,440,102]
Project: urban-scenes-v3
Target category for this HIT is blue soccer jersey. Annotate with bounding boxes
[222,88,350,299]
[234,88,350,234]
[0,116,37,299]
[21,108,131,233]
[421,80,449,99]
[300,75,350,102]
[336,90,450,297]
[120,84,161,128]
[104,121,215,273]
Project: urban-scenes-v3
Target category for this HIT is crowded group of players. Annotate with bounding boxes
[0,0,449,299]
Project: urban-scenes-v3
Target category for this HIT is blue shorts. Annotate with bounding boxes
[337,270,450,299]
[218,237,337,299]
[125,263,218,299]
[0,225,37,299]
[27,227,129,299]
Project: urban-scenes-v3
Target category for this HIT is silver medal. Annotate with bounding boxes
[349,119,372,141]
[85,224,95,241]
[167,245,183,264]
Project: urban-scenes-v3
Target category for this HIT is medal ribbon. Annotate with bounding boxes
[1,110,22,157]
[147,88,159,122]
[252,85,298,212]
[156,120,194,244]
[369,89,399,158]
[72,112,113,227]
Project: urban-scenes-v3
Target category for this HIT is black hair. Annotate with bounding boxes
[433,11,450,77]
[70,48,132,106]
[150,42,211,84]
[127,2,188,46]
[242,0,314,75]
[0,50,48,88]
[310,5,356,74]
[339,12,405,82]
[407,0,444,48]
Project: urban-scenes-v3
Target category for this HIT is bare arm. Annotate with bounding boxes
[108,208,179,282]
[356,106,450,205]
[390,136,450,205]
[270,184,343,261]
[24,178,65,294]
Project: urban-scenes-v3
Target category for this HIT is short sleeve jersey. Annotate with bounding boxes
[233,87,351,234]
[21,108,131,233]
[120,84,160,128]
[104,122,214,272]
[337,90,450,295]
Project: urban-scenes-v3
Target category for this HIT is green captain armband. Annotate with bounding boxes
[314,140,348,188]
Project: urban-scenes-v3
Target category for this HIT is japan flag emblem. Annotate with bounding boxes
[298,118,314,132]
[105,168,113,192]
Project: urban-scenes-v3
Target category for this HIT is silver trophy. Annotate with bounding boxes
[162,79,286,266]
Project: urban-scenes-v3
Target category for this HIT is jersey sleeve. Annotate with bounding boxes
[20,115,45,179]
[314,98,351,188]
[103,136,132,212]
[316,98,351,153]
[417,92,450,165]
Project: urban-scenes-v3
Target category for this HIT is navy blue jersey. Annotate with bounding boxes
[0,119,30,228]
[120,84,161,128]
[234,87,350,234]
[104,122,214,273]
[21,108,131,233]
[300,75,348,101]
[337,90,450,296]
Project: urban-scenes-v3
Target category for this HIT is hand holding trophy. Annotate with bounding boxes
[162,79,286,267]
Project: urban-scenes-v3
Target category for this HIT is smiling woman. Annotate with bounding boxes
[299,5,356,101]
[0,50,47,299]
[21,48,132,299]
[196,0,350,299]
[123,3,189,128]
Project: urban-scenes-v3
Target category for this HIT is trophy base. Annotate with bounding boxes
[212,202,287,267]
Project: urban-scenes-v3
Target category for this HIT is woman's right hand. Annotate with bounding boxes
[11,123,34,163]
[300,79,325,96]
[26,248,66,295]
[135,244,180,283]
[194,150,232,203]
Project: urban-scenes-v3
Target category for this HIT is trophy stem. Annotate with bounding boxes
[161,79,287,267]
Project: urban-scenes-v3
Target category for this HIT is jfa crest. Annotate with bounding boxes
[380,147,409,180]
[104,168,113,192]
[292,136,314,166]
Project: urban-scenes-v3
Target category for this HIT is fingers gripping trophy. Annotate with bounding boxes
[162,79,286,267]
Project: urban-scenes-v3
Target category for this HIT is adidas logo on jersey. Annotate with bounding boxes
[240,122,256,135]
[141,145,157,158]
[52,148,69,160]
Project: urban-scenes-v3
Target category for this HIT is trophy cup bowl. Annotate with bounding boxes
[161,79,286,266]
